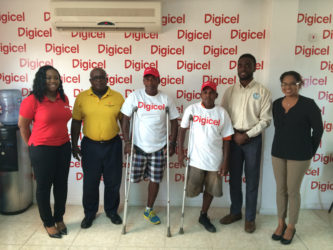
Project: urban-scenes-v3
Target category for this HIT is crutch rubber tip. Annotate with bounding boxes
[121,227,126,234]
[167,228,172,237]
[179,228,184,234]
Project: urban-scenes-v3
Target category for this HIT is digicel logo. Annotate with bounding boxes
[320,61,333,72]
[151,45,185,57]
[71,32,106,40]
[178,29,212,42]
[203,45,238,57]
[20,58,53,70]
[318,91,333,103]
[230,29,266,42]
[124,60,158,71]
[311,181,333,192]
[44,12,51,21]
[124,32,158,41]
[177,90,201,101]
[295,45,329,57]
[323,30,333,39]
[138,102,165,111]
[160,75,184,87]
[177,60,211,72]
[0,43,27,54]
[17,27,52,39]
[0,12,25,23]
[298,13,332,26]
[45,43,80,55]
[98,44,132,56]
[229,60,264,70]
[204,14,240,26]
[203,75,236,85]
[72,59,106,71]
[108,74,132,86]
[0,73,28,84]
[193,115,220,126]
[162,14,185,26]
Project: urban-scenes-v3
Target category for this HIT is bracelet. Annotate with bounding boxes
[169,141,177,147]
[125,141,131,144]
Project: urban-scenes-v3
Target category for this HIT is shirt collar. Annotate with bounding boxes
[88,87,111,98]
[42,92,61,102]
[237,79,256,89]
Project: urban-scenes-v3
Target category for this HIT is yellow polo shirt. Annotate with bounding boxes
[72,87,124,141]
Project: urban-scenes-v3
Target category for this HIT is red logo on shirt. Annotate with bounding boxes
[138,102,165,111]
[193,115,220,126]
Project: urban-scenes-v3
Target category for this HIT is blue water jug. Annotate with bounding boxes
[0,90,22,125]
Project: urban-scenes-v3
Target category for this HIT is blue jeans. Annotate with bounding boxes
[229,134,262,221]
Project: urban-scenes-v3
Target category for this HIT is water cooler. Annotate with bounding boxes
[0,89,33,214]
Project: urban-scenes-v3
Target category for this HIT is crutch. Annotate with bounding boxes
[122,107,138,235]
[124,153,129,198]
[165,107,171,237]
[179,115,193,234]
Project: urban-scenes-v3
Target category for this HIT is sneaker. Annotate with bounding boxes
[199,213,216,233]
[143,208,161,225]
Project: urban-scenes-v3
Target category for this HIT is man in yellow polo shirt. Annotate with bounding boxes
[71,68,124,229]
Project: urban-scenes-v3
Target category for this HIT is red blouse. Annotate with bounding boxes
[19,93,72,146]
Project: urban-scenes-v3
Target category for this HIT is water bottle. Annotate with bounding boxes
[0,90,22,125]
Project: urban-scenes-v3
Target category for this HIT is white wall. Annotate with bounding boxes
[0,0,332,212]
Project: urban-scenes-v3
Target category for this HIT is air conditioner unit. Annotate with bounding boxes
[51,1,161,32]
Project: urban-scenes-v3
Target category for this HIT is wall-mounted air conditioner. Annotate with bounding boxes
[51,1,161,32]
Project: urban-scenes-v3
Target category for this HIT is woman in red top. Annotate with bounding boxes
[18,65,72,238]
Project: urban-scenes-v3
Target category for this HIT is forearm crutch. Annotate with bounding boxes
[165,107,171,237]
[179,115,193,234]
[122,107,138,235]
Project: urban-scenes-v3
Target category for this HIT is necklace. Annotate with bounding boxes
[283,96,298,107]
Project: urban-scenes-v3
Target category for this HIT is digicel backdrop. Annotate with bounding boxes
[0,0,331,212]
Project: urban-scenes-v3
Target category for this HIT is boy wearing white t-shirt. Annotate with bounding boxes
[121,67,179,225]
[178,81,234,233]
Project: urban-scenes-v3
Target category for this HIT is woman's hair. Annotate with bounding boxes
[32,65,65,102]
[279,71,304,87]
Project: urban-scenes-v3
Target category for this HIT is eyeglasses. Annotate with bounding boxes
[90,75,107,81]
[281,82,300,87]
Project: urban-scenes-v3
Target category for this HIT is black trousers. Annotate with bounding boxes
[29,142,71,227]
[229,134,262,221]
[81,135,122,219]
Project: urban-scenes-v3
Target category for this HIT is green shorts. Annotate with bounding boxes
[186,166,223,197]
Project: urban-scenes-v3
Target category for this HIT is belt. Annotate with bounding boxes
[84,135,118,144]
[234,129,249,134]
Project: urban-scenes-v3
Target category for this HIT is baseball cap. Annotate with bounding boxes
[143,67,160,78]
[201,81,217,91]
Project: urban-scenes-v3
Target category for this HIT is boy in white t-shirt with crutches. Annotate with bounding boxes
[178,81,234,233]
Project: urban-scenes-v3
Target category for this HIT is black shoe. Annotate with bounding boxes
[81,216,95,229]
[58,227,67,235]
[280,228,296,245]
[199,212,216,233]
[56,222,67,235]
[272,224,287,241]
[44,226,62,239]
[107,213,122,225]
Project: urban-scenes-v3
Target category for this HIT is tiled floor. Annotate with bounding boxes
[0,205,332,250]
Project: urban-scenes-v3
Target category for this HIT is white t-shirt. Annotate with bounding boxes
[180,102,234,171]
[121,88,179,153]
